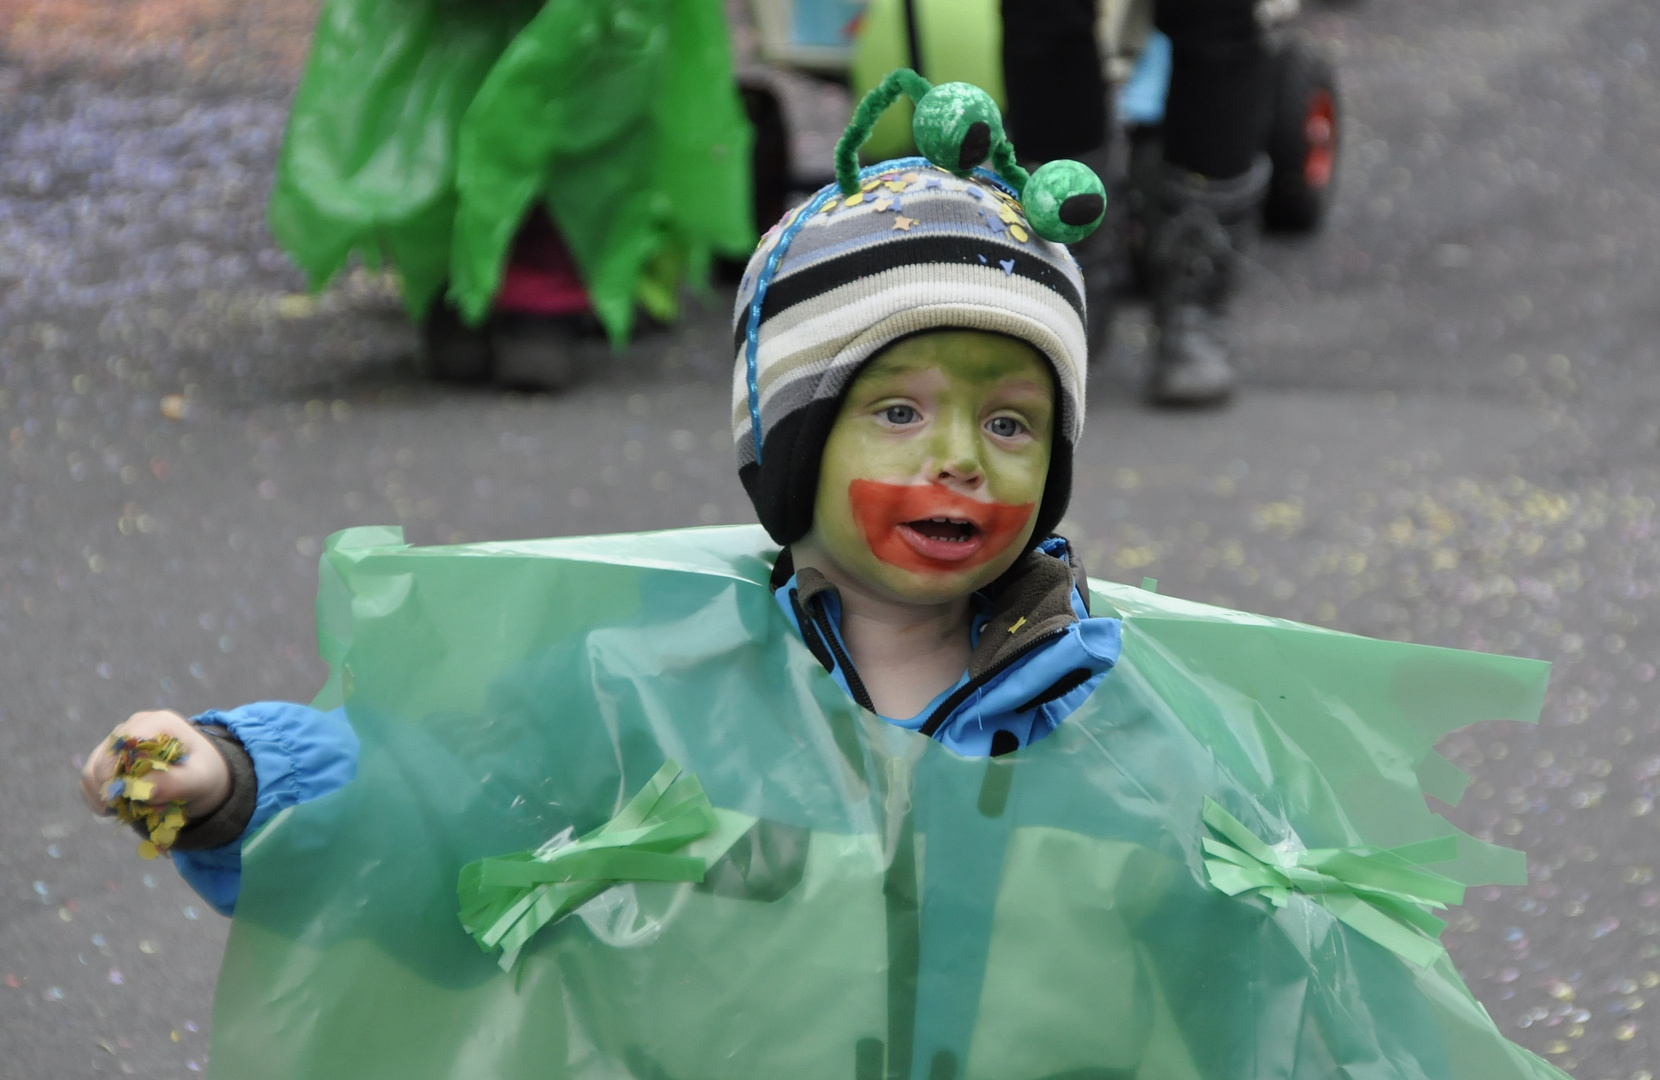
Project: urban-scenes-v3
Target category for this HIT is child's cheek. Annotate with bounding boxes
[981,445,1050,508]
[846,431,930,484]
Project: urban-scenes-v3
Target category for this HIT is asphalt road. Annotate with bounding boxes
[2,1,1659,1077]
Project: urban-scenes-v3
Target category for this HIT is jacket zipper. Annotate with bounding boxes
[807,590,1072,739]
[810,593,877,713]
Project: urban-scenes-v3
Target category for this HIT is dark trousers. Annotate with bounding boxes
[1001,0,1267,179]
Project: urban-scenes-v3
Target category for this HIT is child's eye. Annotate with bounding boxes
[986,416,1025,438]
[882,405,920,425]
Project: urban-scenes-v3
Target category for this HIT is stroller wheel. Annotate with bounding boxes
[1263,31,1341,233]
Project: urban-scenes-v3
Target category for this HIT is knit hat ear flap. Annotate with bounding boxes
[737,393,843,546]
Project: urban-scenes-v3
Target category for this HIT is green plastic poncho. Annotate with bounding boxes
[268,0,756,342]
[210,525,1568,1080]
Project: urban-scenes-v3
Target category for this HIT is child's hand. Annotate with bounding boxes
[79,711,231,821]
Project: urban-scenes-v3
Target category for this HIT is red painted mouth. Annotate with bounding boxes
[848,480,1036,574]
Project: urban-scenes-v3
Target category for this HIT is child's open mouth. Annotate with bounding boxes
[849,481,1035,572]
[897,516,983,560]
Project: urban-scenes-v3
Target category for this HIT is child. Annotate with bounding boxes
[80,75,1120,908]
[79,75,1567,1080]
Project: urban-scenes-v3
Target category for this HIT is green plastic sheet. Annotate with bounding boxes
[211,524,1569,1080]
[269,0,756,342]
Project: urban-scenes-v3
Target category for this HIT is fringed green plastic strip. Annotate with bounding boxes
[458,760,719,971]
[1201,797,1467,968]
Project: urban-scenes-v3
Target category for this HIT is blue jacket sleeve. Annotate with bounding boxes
[169,701,359,916]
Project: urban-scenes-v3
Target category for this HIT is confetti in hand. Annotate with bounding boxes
[101,735,190,859]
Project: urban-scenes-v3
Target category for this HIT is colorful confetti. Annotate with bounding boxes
[101,735,190,859]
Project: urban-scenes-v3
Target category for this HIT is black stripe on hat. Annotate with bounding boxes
[732,234,1085,355]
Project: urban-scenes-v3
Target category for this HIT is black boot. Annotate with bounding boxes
[1146,156,1269,406]
[419,302,494,384]
[490,313,603,393]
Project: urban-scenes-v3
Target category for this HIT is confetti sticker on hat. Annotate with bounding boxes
[861,178,882,192]
[845,192,866,207]
[873,195,894,212]
[819,199,840,214]
[892,216,916,232]
[1009,224,1030,243]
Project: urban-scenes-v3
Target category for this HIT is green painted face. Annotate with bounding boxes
[804,330,1055,605]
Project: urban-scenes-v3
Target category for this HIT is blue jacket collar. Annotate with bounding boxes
[774,537,1121,757]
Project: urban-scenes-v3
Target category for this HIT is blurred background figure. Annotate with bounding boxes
[271,0,758,392]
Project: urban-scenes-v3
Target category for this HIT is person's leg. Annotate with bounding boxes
[1000,0,1108,163]
[1158,0,1266,179]
[489,205,601,392]
[1146,0,1269,405]
[1000,0,1119,361]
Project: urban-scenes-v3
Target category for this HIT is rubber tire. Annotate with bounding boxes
[419,302,494,384]
[1262,32,1340,233]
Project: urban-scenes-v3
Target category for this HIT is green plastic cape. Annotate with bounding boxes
[209,525,1568,1080]
[268,0,756,342]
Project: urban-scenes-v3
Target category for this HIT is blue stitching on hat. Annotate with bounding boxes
[745,156,952,467]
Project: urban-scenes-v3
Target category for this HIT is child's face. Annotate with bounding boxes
[806,330,1055,604]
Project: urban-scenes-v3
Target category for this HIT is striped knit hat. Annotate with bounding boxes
[731,156,1089,548]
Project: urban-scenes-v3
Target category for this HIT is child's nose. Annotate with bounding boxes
[929,415,985,486]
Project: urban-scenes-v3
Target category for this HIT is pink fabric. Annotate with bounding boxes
[493,206,592,316]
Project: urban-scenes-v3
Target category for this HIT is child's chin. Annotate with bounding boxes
[873,562,999,604]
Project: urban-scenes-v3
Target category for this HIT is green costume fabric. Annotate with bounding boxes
[268,0,756,342]
[210,525,1568,1080]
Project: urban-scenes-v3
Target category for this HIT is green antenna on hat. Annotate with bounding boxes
[833,68,1108,245]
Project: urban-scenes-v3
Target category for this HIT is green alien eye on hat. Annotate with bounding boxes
[835,68,1108,245]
